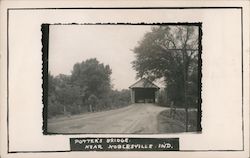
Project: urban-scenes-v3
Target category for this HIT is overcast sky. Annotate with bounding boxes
[48,25,153,90]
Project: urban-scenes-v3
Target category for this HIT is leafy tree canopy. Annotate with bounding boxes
[132,25,199,107]
[71,58,112,99]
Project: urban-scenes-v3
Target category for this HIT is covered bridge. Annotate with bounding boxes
[129,78,160,103]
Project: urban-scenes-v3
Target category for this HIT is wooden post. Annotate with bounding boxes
[63,106,66,115]
[89,104,92,112]
[78,104,81,113]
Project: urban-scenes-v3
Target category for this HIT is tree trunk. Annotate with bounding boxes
[183,50,189,132]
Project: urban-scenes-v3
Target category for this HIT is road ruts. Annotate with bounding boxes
[47,103,168,134]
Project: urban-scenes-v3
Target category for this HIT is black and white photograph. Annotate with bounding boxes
[44,24,202,134]
[1,2,249,157]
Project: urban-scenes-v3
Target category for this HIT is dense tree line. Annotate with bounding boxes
[132,25,199,108]
[48,58,131,118]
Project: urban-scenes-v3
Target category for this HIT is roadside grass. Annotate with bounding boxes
[48,104,133,123]
[157,108,198,133]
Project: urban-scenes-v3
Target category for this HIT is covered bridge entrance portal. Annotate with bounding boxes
[129,78,160,103]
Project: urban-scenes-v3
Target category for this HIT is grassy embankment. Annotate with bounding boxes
[157,108,199,133]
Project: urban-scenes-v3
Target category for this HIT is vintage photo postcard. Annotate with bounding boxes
[0,0,249,158]
[43,24,202,135]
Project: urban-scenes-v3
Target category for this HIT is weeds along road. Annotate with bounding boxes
[47,104,168,134]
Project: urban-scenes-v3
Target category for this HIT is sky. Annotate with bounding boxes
[48,25,153,90]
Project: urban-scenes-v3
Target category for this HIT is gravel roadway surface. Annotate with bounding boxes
[47,103,168,134]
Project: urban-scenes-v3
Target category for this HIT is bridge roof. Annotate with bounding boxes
[129,78,160,89]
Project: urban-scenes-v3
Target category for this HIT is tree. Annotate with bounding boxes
[47,72,65,117]
[71,58,112,110]
[87,94,99,112]
[133,25,198,105]
[132,25,200,131]
[47,58,131,117]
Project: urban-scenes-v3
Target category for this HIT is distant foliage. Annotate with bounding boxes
[47,58,131,118]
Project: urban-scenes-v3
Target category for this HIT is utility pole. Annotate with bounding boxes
[182,50,188,132]
[167,48,197,132]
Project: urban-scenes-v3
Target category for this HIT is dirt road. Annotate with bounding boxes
[47,104,168,134]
